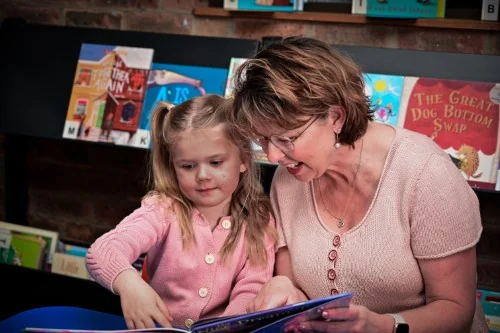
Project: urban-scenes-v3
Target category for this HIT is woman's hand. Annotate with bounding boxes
[287,304,394,333]
[247,275,308,313]
[113,269,173,329]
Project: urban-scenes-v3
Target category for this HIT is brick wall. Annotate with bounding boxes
[0,0,499,288]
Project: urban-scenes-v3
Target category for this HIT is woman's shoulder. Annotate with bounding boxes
[394,127,447,156]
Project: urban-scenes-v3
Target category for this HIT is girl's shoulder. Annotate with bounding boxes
[141,192,177,216]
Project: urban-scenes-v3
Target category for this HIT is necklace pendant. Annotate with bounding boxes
[337,218,345,228]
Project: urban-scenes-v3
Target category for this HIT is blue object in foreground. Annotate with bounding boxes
[0,306,128,333]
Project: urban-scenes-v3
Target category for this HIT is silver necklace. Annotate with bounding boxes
[318,138,364,228]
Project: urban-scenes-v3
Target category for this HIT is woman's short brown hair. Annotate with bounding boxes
[231,36,373,146]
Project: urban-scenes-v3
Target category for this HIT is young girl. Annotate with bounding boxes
[85,94,277,330]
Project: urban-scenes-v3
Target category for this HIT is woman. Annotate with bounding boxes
[230,37,488,333]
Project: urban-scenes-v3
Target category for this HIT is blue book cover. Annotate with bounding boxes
[352,0,446,18]
[130,63,228,149]
[23,292,353,332]
[363,73,405,126]
[224,0,303,12]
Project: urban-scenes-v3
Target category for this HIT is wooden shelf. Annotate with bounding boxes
[193,7,500,32]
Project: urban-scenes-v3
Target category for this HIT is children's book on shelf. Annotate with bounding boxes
[363,73,405,126]
[398,77,500,190]
[224,57,248,99]
[352,0,446,18]
[224,0,304,12]
[24,292,352,333]
[62,43,154,145]
[0,221,59,270]
[131,63,228,149]
[223,57,277,166]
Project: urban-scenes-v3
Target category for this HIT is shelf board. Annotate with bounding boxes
[193,7,500,32]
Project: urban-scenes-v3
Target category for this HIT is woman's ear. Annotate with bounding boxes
[328,106,346,129]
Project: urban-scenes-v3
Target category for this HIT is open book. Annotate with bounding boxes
[24,292,353,333]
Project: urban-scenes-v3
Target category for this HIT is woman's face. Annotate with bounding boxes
[256,115,336,183]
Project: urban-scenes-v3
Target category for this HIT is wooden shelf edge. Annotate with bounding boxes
[193,7,500,32]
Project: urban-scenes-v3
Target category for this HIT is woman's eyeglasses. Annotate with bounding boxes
[255,116,319,153]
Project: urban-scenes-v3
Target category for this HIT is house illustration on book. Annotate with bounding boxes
[62,44,153,144]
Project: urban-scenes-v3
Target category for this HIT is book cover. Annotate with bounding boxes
[223,57,277,166]
[0,232,45,269]
[224,57,248,99]
[130,63,228,149]
[62,44,153,143]
[398,77,500,190]
[224,0,304,12]
[352,0,446,18]
[0,221,59,267]
[363,73,405,126]
[24,292,353,333]
[51,252,94,281]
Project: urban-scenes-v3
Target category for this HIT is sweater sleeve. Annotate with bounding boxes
[410,153,483,259]
[85,196,173,292]
[222,217,277,316]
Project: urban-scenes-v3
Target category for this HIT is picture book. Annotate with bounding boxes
[224,57,248,98]
[62,43,153,144]
[398,77,500,190]
[131,63,228,149]
[0,221,59,269]
[224,0,304,12]
[363,73,405,126]
[51,252,93,281]
[352,0,446,18]
[24,292,353,333]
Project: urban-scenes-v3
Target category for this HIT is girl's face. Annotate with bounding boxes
[172,124,247,214]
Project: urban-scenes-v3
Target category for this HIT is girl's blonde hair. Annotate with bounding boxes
[231,36,373,146]
[147,94,276,265]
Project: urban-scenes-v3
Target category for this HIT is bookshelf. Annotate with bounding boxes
[192,7,500,32]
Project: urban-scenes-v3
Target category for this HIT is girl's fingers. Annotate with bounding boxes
[125,319,135,330]
[157,298,174,322]
[153,310,172,328]
[143,317,157,329]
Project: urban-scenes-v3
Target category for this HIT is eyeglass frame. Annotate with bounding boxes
[255,115,320,153]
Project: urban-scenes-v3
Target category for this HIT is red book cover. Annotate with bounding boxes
[398,77,500,190]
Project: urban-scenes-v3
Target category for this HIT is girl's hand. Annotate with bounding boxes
[113,269,173,329]
[287,304,394,333]
[247,275,308,313]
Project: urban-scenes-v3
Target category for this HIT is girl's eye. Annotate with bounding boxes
[211,160,223,166]
[181,164,195,170]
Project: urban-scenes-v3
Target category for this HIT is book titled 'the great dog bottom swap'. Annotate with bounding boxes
[24,292,353,333]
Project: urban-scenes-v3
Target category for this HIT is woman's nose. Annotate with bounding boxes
[266,142,285,164]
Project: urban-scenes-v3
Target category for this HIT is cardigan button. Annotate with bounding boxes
[205,253,215,264]
[333,235,341,247]
[331,288,339,295]
[328,269,336,281]
[185,318,194,328]
[222,219,231,229]
[328,250,337,261]
[199,287,208,297]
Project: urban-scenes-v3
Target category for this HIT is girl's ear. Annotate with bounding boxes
[328,106,346,129]
[240,162,248,173]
